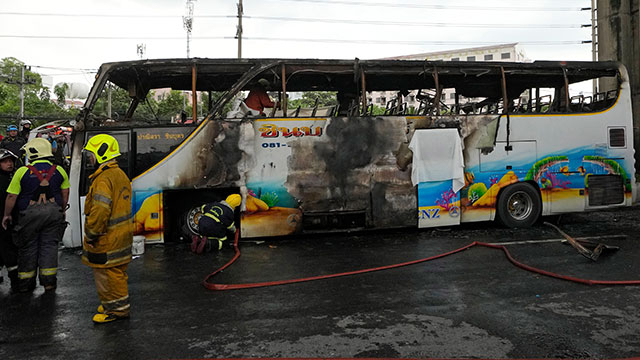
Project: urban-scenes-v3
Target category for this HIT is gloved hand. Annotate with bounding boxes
[84,236,98,248]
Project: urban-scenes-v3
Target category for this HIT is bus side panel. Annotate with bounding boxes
[241,116,415,237]
[506,100,634,214]
[132,190,163,243]
[457,90,634,222]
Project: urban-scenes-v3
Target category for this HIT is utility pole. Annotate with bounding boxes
[107,83,112,119]
[236,0,243,59]
[183,0,196,58]
[18,65,35,120]
[590,0,598,95]
[20,66,25,119]
[0,64,34,120]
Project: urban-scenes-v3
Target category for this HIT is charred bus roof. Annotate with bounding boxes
[88,58,620,96]
[80,58,622,125]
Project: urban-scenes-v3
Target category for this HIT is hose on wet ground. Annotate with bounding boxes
[202,225,640,291]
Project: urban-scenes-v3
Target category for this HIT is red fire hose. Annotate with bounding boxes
[202,229,640,291]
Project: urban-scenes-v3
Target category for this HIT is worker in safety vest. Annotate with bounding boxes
[2,138,69,293]
[191,194,240,253]
[82,134,133,324]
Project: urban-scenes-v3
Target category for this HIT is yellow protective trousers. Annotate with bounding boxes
[93,264,130,317]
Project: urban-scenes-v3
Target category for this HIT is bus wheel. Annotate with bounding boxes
[178,206,202,241]
[496,182,541,228]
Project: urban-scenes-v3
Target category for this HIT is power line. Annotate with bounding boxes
[0,12,591,28]
[260,0,591,11]
[228,36,591,46]
[245,15,590,29]
[0,34,590,45]
[36,72,96,76]
[0,35,223,40]
[28,65,98,72]
[0,11,225,18]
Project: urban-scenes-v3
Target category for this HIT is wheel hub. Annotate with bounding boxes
[507,191,533,221]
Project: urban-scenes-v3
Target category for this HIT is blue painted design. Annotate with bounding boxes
[246,181,298,208]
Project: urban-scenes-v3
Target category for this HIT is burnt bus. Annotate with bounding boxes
[64,58,634,247]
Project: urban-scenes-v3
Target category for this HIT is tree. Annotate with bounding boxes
[288,91,338,109]
[0,57,71,124]
[54,83,69,107]
[0,57,42,115]
[156,90,185,120]
[40,87,50,102]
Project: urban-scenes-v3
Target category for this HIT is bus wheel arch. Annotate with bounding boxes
[495,181,541,228]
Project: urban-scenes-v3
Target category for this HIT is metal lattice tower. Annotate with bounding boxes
[182,0,196,58]
[137,43,146,59]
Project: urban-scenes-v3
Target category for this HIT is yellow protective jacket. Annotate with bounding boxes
[82,161,133,269]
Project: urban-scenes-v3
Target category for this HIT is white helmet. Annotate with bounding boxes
[19,119,32,132]
[22,138,53,161]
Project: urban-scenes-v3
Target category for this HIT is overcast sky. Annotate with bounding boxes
[0,0,594,88]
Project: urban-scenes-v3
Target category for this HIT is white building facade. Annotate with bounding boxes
[371,43,529,110]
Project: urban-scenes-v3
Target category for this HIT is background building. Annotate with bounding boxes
[371,43,529,110]
[597,0,640,163]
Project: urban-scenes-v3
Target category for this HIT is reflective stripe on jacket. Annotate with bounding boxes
[82,161,133,268]
[201,201,235,233]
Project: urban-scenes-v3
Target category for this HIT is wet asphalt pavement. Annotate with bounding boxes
[2,206,640,359]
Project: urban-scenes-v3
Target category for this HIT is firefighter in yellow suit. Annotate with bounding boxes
[82,134,133,324]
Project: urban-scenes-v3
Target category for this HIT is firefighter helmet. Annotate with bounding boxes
[225,194,242,209]
[19,119,32,130]
[0,148,17,162]
[84,134,121,164]
[22,138,53,161]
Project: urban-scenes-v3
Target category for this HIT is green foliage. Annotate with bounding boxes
[54,83,69,107]
[288,91,338,109]
[0,57,72,123]
[92,87,223,122]
[468,182,488,203]
[524,156,569,181]
[259,192,279,207]
[93,86,131,120]
[206,91,233,116]
[155,90,185,120]
[369,104,386,116]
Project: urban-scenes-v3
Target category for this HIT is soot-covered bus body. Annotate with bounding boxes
[64,58,634,247]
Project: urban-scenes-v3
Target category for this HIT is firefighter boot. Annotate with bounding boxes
[191,235,207,254]
[93,313,128,324]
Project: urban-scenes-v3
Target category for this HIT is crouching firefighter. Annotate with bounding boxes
[82,134,133,324]
[191,194,241,253]
[2,138,69,293]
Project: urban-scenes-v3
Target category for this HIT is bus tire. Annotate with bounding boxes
[496,182,541,228]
